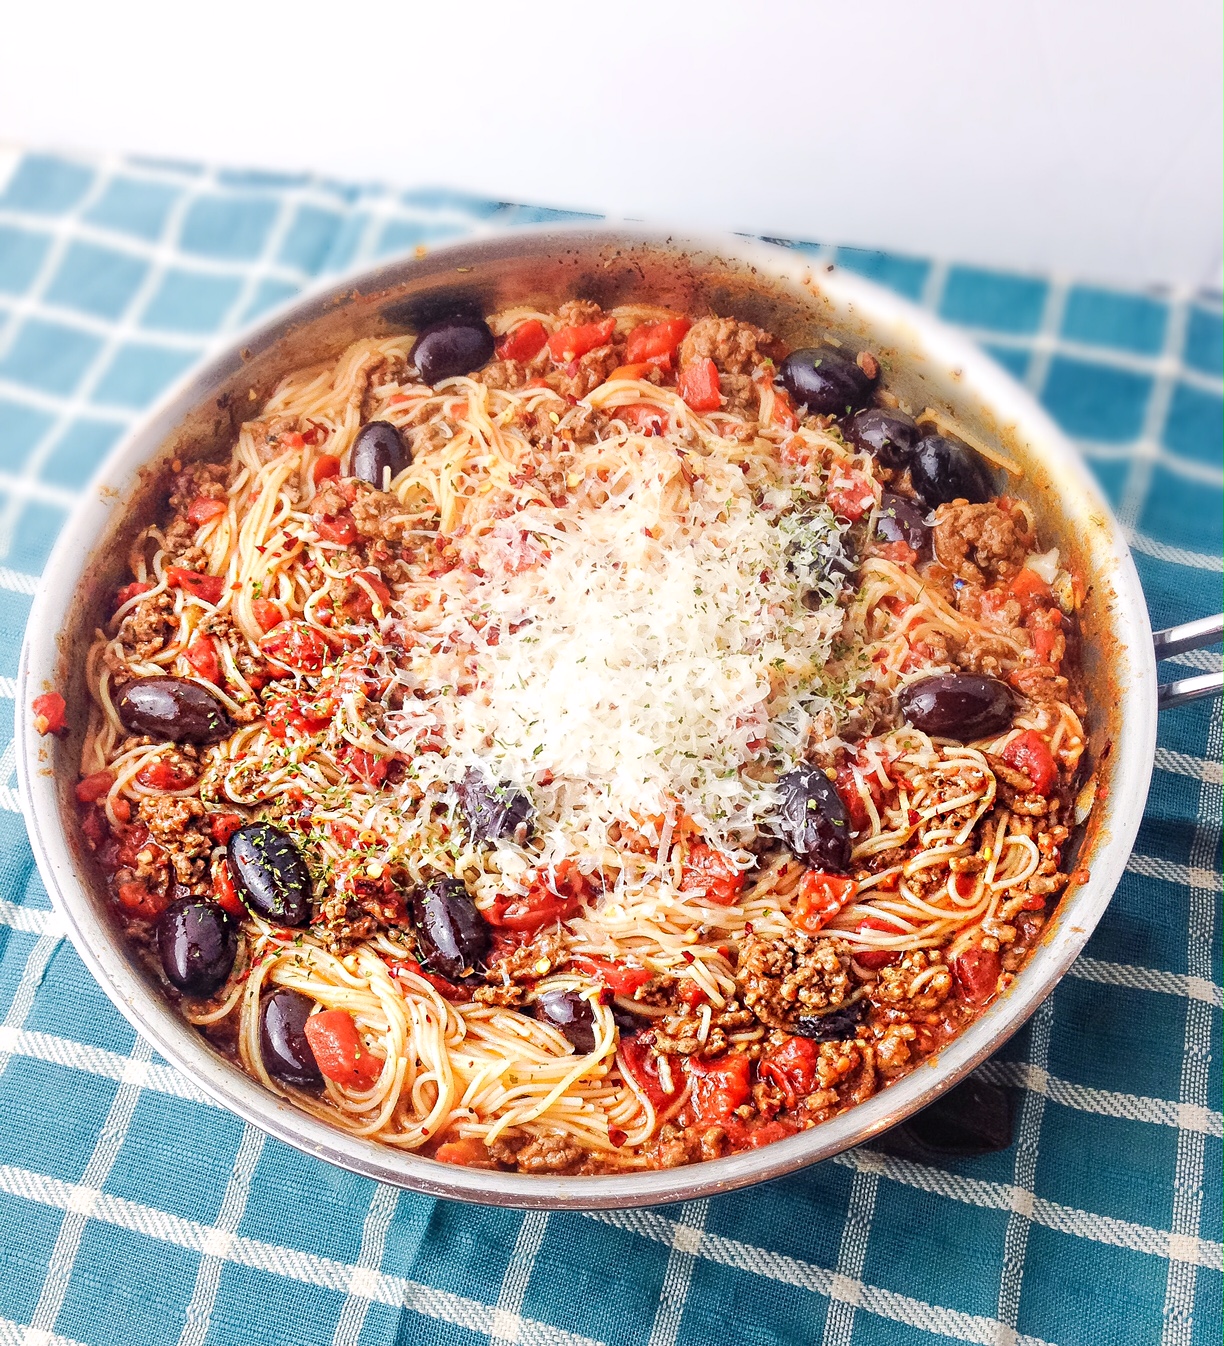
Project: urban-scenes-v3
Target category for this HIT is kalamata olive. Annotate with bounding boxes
[157,898,237,997]
[875,491,930,554]
[412,879,490,979]
[778,346,877,417]
[227,824,312,927]
[908,433,994,507]
[259,987,322,1087]
[410,317,495,384]
[845,407,921,468]
[898,673,1015,740]
[350,420,408,489]
[535,988,597,1053]
[794,997,867,1042]
[115,677,232,745]
[458,768,534,846]
[775,764,853,873]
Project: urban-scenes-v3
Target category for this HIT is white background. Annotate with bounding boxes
[2,0,1220,288]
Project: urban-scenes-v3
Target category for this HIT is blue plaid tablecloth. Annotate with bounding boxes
[0,150,1219,1346]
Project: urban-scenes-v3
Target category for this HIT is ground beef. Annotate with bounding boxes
[474,929,569,1006]
[115,590,178,661]
[168,462,228,514]
[160,518,205,564]
[550,344,623,400]
[485,1128,586,1174]
[735,932,855,1029]
[136,794,211,890]
[872,950,953,1013]
[651,998,757,1057]
[316,867,408,951]
[644,1122,729,1168]
[932,500,1032,583]
[679,316,782,376]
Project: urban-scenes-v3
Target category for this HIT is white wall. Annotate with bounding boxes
[2,0,1220,288]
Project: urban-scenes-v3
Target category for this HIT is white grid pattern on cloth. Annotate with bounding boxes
[0,150,1217,1346]
[820,1168,879,1346]
[644,1200,708,1346]
[489,1210,552,1346]
[330,1184,401,1346]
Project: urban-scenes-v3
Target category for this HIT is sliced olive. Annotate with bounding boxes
[776,764,853,873]
[845,408,921,468]
[898,673,1015,740]
[227,823,312,927]
[875,491,930,554]
[157,898,237,997]
[794,997,867,1042]
[115,677,232,745]
[260,987,322,1087]
[410,317,495,384]
[351,420,408,489]
[412,878,490,979]
[779,346,877,417]
[535,988,597,1053]
[909,433,994,507]
[458,768,534,846]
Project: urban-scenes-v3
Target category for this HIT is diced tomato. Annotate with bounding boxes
[1008,567,1052,618]
[314,513,358,546]
[770,385,799,431]
[184,632,220,684]
[303,1009,383,1088]
[571,954,653,996]
[1030,623,1059,665]
[617,402,667,436]
[387,957,466,1000]
[877,540,919,566]
[80,802,109,848]
[604,362,653,383]
[825,468,874,522]
[116,878,171,919]
[434,1137,493,1167]
[853,916,902,970]
[208,812,244,845]
[624,318,690,369]
[759,1034,821,1108]
[679,844,744,906]
[495,319,549,363]
[252,598,283,633]
[75,770,115,804]
[485,861,587,930]
[1001,729,1058,795]
[265,692,332,739]
[745,1118,799,1147]
[211,859,245,917]
[32,692,68,737]
[952,943,1002,1005]
[794,871,858,933]
[166,566,226,604]
[301,421,330,446]
[277,430,306,451]
[340,571,392,621]
[547,318,616,363]
[619,1036,685,1111]
[677,979,708,1008]
[835,767,871,832]
[260,621,330,673]
[114,580,151,609]
[687,1052,752,1124]
[135,755,198,790]
[311,453,342,485]
[187,496,227,526]
[337,743,388,787]
[677,358,720,412]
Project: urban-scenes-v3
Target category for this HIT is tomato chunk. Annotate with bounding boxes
[314,513,358,546]
[1001,729,1058,795]
[617,402,667,436]
[114,580,151,610]
[571,954,653,996]
[624,318,690,369]
[677,358,720,412]
[953,943,1001,1005]
[303,1009,382,1088]
[252,598,283,633]
[184,632,220,685]
[853,916,902,970]
[485,861,587,930]
[759,1034,821,1108]
[75,770,115,804]
[547,318,615,363]
[186,496,227,526]
[834,767,871,832]
[825,468,874,522]
[1008,567,1053,618]
[32,692,68,737]
[116,878,171,919]
[794,871,858,932]
[434,1137,494,1167]
[166,567,225,604]
[260,621,330,673]
[679,844,744,905]
[337,743,388,787]
[135,755,198,790]
[619,1036,684,1111]
[496,319,548,363]
[212,859,245,917]
[687,1052,752,1124]
[604,362,653,383]
[208,812,244,845]
[311,453,341,485]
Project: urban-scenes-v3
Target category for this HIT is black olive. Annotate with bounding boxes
[898,673,1015,740]
[260,987,322,1087]
[908,434,994,507]
[845,408,921,468]
[779,346,877,417]
[410,317,495,384]
[458,768,534,845]
[411,879,490,979]
[350,420,408,489]
[875,491,930,554]
[115,677,233,745]
[156,898,237,997]
[794,997,867,1042]
[776,765,853,873]
[227,824,312,927]
[535,988,597,1053]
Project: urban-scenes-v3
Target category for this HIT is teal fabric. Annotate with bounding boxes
[0,151,1219,1346]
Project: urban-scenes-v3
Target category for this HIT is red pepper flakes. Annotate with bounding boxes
[908,810,920,826]
[743,922,754,936]
[682,950,695,963]
[608,1127,627,1148]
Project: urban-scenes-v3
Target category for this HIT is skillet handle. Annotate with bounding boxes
[1153,614,1223,709]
